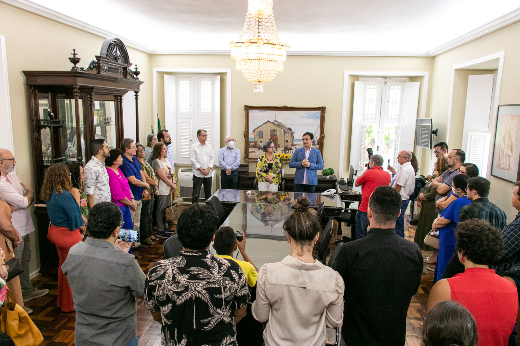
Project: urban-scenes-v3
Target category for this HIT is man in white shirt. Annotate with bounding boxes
[0,149,49,305]
[190,129,215,204]
[390,150,416,238]
[84,139,111,208]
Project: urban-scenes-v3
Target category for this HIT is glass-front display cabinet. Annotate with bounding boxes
[23,38,143,274]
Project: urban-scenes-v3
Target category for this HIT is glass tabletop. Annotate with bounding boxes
[223,202,292,268]
[211,189,343,209]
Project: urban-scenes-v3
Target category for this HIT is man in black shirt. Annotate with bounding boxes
[145,205,249,346]
[333,186,423,346]
[442,177,507,279]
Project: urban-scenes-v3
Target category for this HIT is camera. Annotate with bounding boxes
[235,231,244,242]
[365,148,374,168]
[119,229,138,242]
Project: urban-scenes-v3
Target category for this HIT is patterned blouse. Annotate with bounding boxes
[256,154,282,184]
[145,250,249,346]
[138,158,157,196]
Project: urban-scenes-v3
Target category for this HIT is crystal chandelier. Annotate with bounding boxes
[230,0,290,92]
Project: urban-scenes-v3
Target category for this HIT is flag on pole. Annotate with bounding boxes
[158,116,162,132]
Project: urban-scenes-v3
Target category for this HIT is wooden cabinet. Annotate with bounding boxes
[24,38,144,274]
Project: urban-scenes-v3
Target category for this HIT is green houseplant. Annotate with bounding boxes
[322,168,334,179]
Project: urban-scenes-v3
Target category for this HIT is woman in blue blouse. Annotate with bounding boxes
[431,174,471,282]
[41,163,85,312]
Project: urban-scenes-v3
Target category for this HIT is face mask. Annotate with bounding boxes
[227,140,235,149]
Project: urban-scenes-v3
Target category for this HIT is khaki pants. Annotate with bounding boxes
[130,200,143,240]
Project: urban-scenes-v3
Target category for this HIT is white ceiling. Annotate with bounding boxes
[11,0,520,54]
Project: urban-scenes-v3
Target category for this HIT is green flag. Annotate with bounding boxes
[158,116,162,131]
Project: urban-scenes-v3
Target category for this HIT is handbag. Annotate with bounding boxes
[0,290,43,346]
[424,231,439,249]
[0,235,22,283]
[164,191,178,225]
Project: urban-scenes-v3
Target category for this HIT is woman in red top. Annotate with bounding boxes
[426,219,518,346]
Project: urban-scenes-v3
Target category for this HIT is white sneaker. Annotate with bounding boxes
[22,306,33,315]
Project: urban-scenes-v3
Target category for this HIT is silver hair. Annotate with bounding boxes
[225,135,234,142]
[404,151,412,161]
[370,155,384,166]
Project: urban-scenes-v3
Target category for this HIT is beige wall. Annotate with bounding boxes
[0,2,152,273]
[428,21,520,222]
[151,55,433,177]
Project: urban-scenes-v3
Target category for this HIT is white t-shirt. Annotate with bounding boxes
[391,161,416,200]
[152,159,173,196]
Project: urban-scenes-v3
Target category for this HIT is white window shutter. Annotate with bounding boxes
[164,74,176,156]
[467,132,490,178]
[122,91,136,141]
[397,82,420,153]
[177,117,193,161]
[350,81,366,171]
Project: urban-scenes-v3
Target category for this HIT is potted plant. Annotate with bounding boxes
[322,168,334,179]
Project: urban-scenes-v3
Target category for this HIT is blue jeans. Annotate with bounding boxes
[395,200,410,238]
[127,336,138,346]
[294,184,316,193]
[355,211,369,240]
[221,170,238,189]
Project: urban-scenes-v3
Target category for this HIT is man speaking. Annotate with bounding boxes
[289,132,324,193]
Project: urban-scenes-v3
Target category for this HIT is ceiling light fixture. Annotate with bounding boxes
[230,0,290,92]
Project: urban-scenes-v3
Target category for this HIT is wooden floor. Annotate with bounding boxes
[27,218,433,346]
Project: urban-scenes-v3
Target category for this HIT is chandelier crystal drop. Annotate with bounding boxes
[230,0,290,92]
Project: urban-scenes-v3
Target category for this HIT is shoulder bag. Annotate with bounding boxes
[0,290,43,346]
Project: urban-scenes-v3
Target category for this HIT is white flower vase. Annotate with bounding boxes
[282,168,285,177]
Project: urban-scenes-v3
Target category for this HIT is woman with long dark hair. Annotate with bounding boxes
[151,142,176,237]
[41,163,85,312]
[68,162,88,225]
[252,197,344,345]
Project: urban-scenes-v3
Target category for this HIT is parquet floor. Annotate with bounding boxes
[27,216,434,346]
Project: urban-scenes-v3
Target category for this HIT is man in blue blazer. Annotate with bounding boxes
[289,132,324,193]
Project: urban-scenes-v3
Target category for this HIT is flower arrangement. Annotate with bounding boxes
[275,153,291,165]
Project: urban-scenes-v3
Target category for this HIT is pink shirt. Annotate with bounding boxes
[302,148,311,185]
[106,168,132,207]
[0,173,34,236]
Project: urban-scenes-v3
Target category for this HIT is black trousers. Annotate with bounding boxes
[192,176,212,204]
[140,199,151,240]
[221,170,238,189]
[294,184,316,193]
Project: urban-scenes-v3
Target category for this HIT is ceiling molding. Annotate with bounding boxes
[3,0,519,58]
[151,49,431,57]
[429,7,520,56]
[1,0,154,53]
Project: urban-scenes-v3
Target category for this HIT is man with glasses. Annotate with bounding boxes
[218,135,241,189]
[0,149,48,312]
[442,177,506,279]
[289,132,324,193]
[390,150,416,237]
[426,142,449,180]
[190,129,215,203]
[431,149,465,214]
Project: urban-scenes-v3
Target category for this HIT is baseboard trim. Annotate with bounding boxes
[29,269,40,280]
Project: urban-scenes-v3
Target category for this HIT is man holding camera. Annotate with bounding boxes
[214,226,258,287]
[354,154,391,239]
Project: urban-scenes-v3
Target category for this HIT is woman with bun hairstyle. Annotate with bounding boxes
[252,196,344,346]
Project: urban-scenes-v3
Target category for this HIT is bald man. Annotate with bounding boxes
[389,150,416,237]
[0,149,49,306]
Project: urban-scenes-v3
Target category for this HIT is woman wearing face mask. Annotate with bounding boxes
[218,135,241,189]
[431,174,471,282]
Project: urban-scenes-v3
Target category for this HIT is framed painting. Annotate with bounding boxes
[243,106,326,162]
[491,105,520,182]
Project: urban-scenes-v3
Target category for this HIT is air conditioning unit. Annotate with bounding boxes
[177,168,217,199]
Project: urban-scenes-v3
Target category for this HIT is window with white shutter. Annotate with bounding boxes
[164,74,221,165]
[350,79,419,171]
[467,132,490,178]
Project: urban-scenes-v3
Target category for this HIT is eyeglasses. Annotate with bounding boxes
[434,150,443,154]
[200,134,207,137]
[136,149,144,153]
[1,158,14,162]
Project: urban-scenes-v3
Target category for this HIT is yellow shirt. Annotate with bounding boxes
[216,255,258,287]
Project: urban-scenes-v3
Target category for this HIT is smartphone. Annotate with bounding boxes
[119,229,138,242]
[235,231,243,242]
